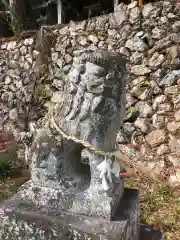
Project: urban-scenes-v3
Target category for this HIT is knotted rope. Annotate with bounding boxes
[42,108,113,159]
[50,115,113,158]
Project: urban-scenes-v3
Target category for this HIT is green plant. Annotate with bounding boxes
[97,31,107,37]
[140,81,152,88]
[126,107,139,115]
[0,160,11,179]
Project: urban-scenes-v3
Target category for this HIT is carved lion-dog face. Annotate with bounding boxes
[56,50,126,151]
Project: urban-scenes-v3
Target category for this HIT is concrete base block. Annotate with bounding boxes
[0,188,139,240]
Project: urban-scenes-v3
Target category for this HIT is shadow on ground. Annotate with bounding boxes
[140,224,163,240]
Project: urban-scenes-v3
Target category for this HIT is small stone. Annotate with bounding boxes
[167,122,180,133]
[109,5,127,27]
[130,52,143,64]
[126,37,148,52]
[63,64,71,73]
[20,46,27,55]
[160,70,180,86]
[57,59,64,68]
[129,7,140,23]
[69,20,86,31]
[1,42,7,50]
[166,45,178,59]
[135,101,153,118]
[172,21,180,33]
[152,83,162,95]
[9,108,18,121]
[157,103,171,114]
[119,47,130,57]
[78,36,87,46]
[168,155,180,167]
[125,93,137,108]
[152,95,167,110]
[5,76,12,85]
[51,92,63,103]
[152,114,165,129]
[152,27,165,40]
[136,31,144,37]
[15,80,23,89]
[7,41,17,50]
[142,3,153,18]
[170,33,180,44]
[130,84,152,100]
[145,130,166,147]
[157,144,169,156]
[24,38,34,46]
[116,130,128,144]
[174,110,180,122]
[169,174,180,187]
[172,94,180,108]
[64,54,72,64]
[33,50,39,57]
[134,118,149,133]
[125,39,133,50]
[26,57,33,65]
[168,135,180,152]
[53,79,64,91]
[98,41,106,49]
[149,52,165,69]
[167,13,177,19]
[132,76,146,85]
[177,78,180,86]
[23,61,30,70]
[128,1,137,9]
[164,85,179,96]
[123,122,135,136]
[131,65,151,75]
[52,52,59,62]
[88,35,99,44]
[160,16,168,24]
[153,69,165,80]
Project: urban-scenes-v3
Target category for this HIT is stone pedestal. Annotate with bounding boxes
[0,187,139,240]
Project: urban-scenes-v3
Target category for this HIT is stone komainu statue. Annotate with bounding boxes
[24,50,126,220]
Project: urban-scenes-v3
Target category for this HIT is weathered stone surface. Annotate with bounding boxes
[174,109,180,121]
[145,130,166,147]
[0,188,139,240]
[160,70,180,86]
[152,95,167,110]
[149,52,165,69]
[152,114,165,129]
[167,122,180,133]
[24,50,127,221]
[134,118,149,133]
[157,144,169,156]
[131,65,151,75]
[135,101,153,118]
[164,85,180,96]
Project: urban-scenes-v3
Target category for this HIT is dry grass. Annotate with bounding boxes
[0,171,29,202]
[126,176,180,240]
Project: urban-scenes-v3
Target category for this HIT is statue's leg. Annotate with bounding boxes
[61,139,90,189]
[70,149,124,219]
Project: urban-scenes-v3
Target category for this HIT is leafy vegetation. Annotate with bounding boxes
[0,159,11,179]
